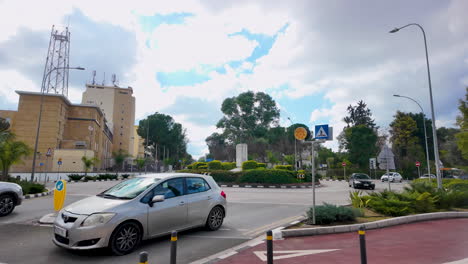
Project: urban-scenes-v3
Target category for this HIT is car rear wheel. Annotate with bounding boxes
[0,194,15,217]
[109,222,142,255]
[206,206,224,231]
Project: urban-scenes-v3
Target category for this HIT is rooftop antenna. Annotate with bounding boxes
[41,25,71,97]
[91,70,96,85]
[111,73,117,87]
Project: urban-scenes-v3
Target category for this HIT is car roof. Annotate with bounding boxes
[136,172,210,180]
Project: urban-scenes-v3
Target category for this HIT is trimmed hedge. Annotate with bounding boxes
[222,162,237,170]
[257,163,266,168]
[239,169,298,184]
[309,203,362,225]
[68,174,84,181]
[274,165,293,171]
[7,177,46,195]
[242,160,258,170]
[208,160,223,170]
[178,169,242,183]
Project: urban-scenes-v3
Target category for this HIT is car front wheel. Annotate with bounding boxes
[109,222,142,255]
[0,194,15,217]
[206,206,224,231]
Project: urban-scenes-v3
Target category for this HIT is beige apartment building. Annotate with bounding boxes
[131,125,145,159]
[0,91,113,172]
[82,84,136,156]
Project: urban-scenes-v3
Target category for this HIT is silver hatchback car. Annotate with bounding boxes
[53,173,227,255]
[0,181,23,217]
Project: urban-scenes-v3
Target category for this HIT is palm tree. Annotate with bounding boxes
[0,138,32,181]
[112,150,129,175]
[135,158,146,171]
[81,156,100,177]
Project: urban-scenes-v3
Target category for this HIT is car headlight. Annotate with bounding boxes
[354,181,361,184]
[81,213,115,227]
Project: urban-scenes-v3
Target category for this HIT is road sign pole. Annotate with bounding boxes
[311,141,316,225]
[417,166,420,178]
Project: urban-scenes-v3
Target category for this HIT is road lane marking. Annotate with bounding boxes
[243,215,303,237]
[217,251,238,259]
[444,258,468,264]
[254,249,340,261]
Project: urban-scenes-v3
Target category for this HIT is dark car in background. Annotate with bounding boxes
[349,173,375,190]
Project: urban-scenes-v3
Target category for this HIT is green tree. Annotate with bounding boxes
[216,91,280,144]
[342,125,378,168]
[266,150,280,165]
[338,100,378,168]
[0,135,32,181]
[113,150,129,173]
[134,158,146,171]
[137,112,189,162]
[283,154,295,165]
[455,87,468,160]
[390,111,425,177]
[81,156,99,176]
[343,100,377,129]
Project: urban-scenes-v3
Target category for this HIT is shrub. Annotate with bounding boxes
[222,162,236,170]
[274,165,293,171]
[121,174,130,179]
[367,191,412,216]
[84,176,97,182]
[239,169,297,184]
[198,165,208,169]
[191,162,208,169]
[257,163,266,168]
[7,177,46,194]
[242,160,258,170]
[108,174,118,180]
[68,174,84,181]
[309,203,358,225]
[187,165,193,169]
[349,191,371,209]
[177,169,242,183]
[208,160,223,170]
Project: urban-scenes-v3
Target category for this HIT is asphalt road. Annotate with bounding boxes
[0,179,406,264]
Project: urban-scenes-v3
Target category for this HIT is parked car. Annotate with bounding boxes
[349,173,375,190]
[420,174,436,179]
[53,173,227,255]
[381,172,403,182]
[0,181,23,217]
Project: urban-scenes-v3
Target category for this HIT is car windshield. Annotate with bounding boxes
[355,174,370,179]
[98,177,160,199]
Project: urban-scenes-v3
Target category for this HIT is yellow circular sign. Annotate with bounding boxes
[294,127,308,140]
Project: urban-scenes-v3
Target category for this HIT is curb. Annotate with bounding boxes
[281,212,468,238]
[219,184,322,189]
[23,190,53,199]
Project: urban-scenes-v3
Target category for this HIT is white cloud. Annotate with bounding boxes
[0,70,37,102]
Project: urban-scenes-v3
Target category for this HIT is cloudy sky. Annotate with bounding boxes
[0,0,466,158]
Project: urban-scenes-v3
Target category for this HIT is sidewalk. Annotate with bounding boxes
[215,218,468,264]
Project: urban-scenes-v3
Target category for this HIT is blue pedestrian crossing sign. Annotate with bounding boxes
[315,125,329,139]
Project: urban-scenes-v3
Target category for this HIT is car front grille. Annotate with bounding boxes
[55,234,69,245]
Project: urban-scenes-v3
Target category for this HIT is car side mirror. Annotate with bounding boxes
[148,195,165,207]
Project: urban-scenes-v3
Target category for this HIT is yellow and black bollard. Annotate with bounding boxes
[358,225,367,264]
[266,230,273,264]
[170,231,177,264]
[139,251,148,264]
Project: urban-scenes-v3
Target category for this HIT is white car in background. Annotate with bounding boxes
[381,172,403,182]
[420,174,436,179]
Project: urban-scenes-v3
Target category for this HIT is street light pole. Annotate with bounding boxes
[393,95,431,178]
[287,117,298,171]
[30,66,85,182]
[389,23,442,189]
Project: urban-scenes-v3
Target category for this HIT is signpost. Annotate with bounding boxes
[45,148,52,183]
[53,180,67,211]
[342,162,346,179]
[416,161,421,178]
[57,158,62,180]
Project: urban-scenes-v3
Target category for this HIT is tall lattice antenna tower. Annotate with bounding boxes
[41,25,71,97]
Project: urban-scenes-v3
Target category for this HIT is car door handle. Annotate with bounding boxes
[207,196,212,200]
[179,201,185,206]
